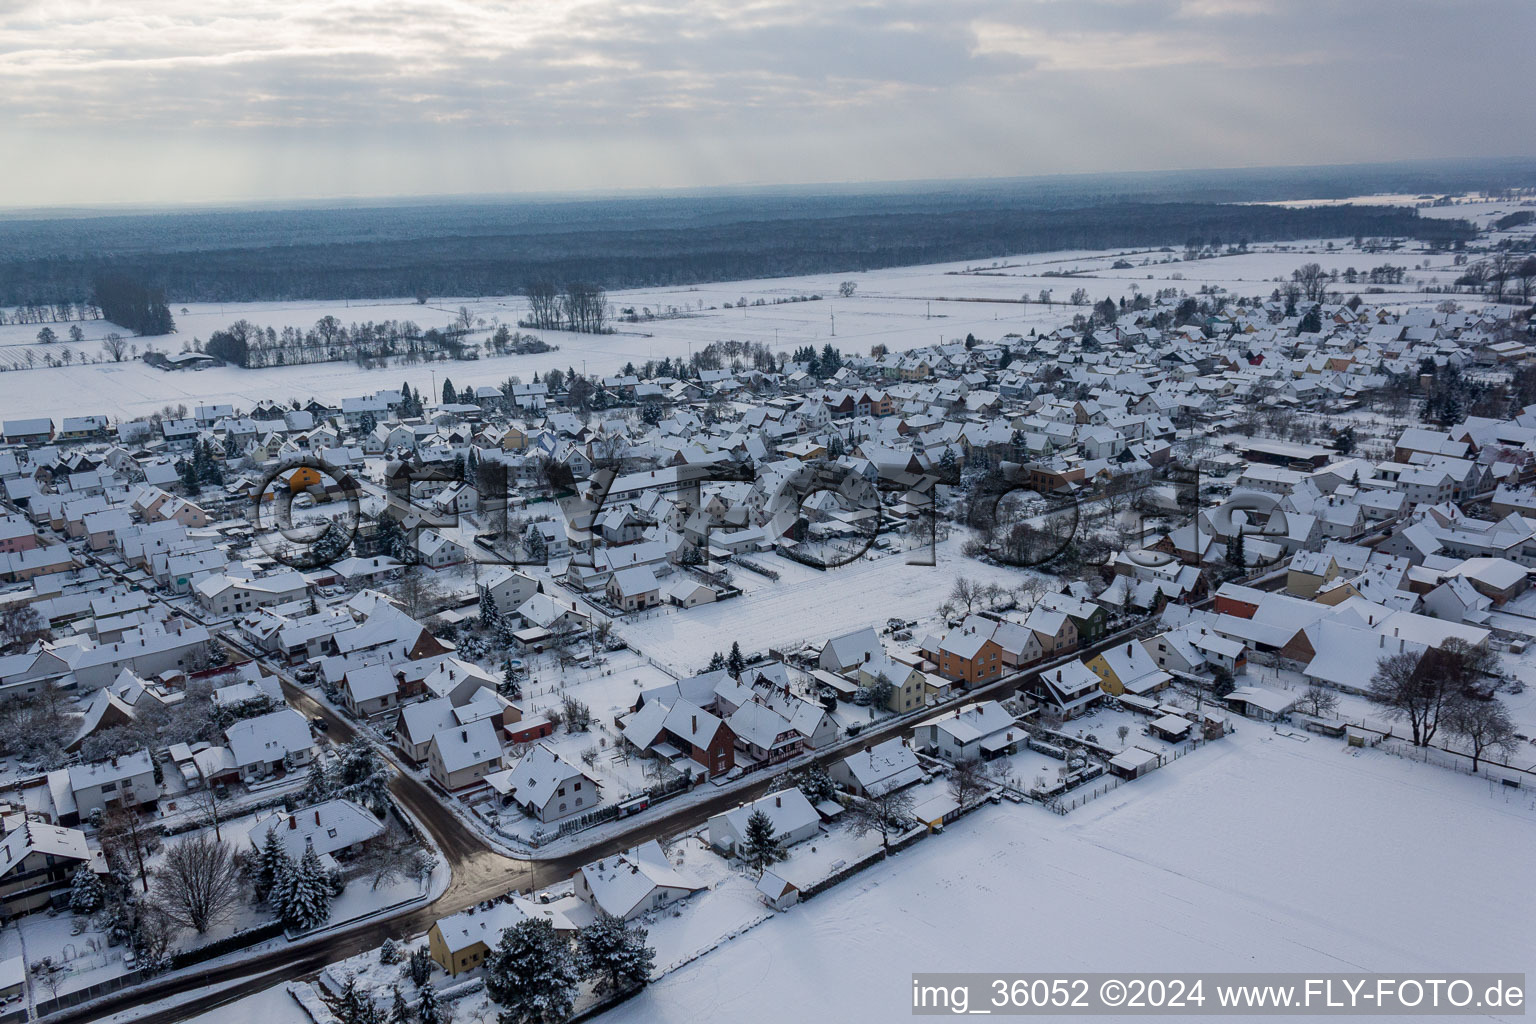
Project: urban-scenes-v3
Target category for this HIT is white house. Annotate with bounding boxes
[225,708,314,781]
[572,840,706,920]
[707,787,820,854]
[829,738,924,797]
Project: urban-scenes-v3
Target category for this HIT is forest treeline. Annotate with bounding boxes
[0,200,1476,308]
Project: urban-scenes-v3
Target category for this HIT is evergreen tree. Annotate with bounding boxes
[576,916,656,994]
[480,586,501,629]
[330,738,392,816]
[407,945,435,988]
[1227,529,1246,569]
[380,938,402,964]
[257,826,290,903]
[441,378,455,406]
[176,457,200,494]
[417,982,443,1024]
[484,918,582,1024]
[69,864,106,914]
[726,641,745,678]
[500,658,522,700]
[390,986,413,1024]
[706,651,726,672]
[281,846,334,931]
[740,809,787,876]
[301,756,332,807]
[337,978,369,1024]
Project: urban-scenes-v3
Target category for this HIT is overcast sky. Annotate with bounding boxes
[2,0,1532,207]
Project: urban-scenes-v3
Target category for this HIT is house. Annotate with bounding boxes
[428,896,595,976]
[829,738,924,797]
[913,700,1025,762]
[621,698,737,777]
[245,799,385,869]
[818,626,884,673]
[225,708,314,781]
[2,419,53,446]
[929,619,1004,684]
[573,839,707,920]
[478,567,540,617]
[493,744,599,822]
[707,788,820,855]
[194,572,310,617]
[427,718,504,791]
[855,654,926,713]
[340,663,401,718]
[60,750,158,821]
[0,822,104,915]
[1085,642,1173,696]
[1032,660,1104,719]
[607,565,661,611]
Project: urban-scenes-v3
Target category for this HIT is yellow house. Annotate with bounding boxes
[857,656,926,714]
[500,425,530,451]
[287,465,323,491]
[1285,553,1339,599]
[429,897,591,976]
[1085,642,1172,697]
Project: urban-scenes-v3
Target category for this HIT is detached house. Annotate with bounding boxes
[492,744,599,822]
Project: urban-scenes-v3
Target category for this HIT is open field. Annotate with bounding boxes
[598,726,1536,1023]
[2,205,1529,422]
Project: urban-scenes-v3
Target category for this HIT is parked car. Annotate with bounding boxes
[310,716,330,732]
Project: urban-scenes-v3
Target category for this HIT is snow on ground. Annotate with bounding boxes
[0,231,1511,421]
[613,536,1034,675]
[181,984,312,1024]
[595,725,1536,1024]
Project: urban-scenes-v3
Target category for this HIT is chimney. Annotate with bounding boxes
[775,796,781,808]
[1379,634,1384,648]
[288,816,297,830]
[691,715,698,732]
[461,729,467,741]
[314,809,321,825]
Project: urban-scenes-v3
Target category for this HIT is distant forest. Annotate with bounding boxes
[1,159,1524,309]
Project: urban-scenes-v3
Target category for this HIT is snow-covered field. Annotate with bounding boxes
[612,536,1033,675]
[596,726,1536,1024]
[3,206,1527,422]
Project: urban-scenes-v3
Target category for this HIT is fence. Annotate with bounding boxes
[7,966,147,1022]
[1047,736,1209,814]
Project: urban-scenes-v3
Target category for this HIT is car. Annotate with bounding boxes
[213,783,230,800]
[310,717,329,732]
[121,949,137,970]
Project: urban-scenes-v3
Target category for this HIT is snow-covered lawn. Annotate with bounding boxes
[594,725,1536,1023]
[614,537,1036,675]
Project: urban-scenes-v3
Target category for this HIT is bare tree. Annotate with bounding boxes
[357,829,425,890]
[102,332,128,362]
[390,566,445,620]
[846,788,915,858]
[948,758,988,806]
[101,805,156,893]
[1367,640,1495,747]
[1292,263,1328,302]
[154,833,243,933]
[948,578,981,617]
[838,281,857,298]
[1296,686,1339,717]
[1445,698,1518,773]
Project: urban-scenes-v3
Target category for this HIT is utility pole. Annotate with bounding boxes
[830,310,836,337]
